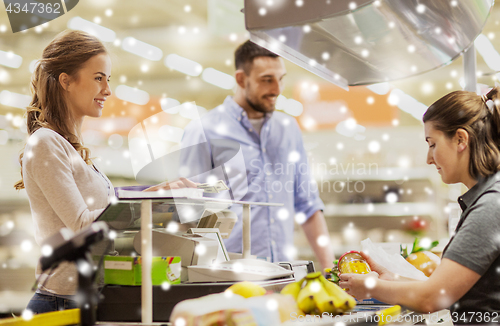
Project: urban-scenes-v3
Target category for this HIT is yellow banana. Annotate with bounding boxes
[297,279,318,314]
[280,280,302,299]
[297,293,316,314]
[310,279,337,315]
[319,275,356,312]
[304,271,322,280]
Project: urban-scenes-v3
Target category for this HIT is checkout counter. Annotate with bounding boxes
[90,197,450,325]
[93,196,311,323]
[5,197,449,326]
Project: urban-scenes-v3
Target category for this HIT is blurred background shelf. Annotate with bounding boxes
[316,167,440,182]
[324,202,437,217]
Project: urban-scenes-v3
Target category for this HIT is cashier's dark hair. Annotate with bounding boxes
[14,30,107,190]
[423,87,500,179]
[235,40,278,74]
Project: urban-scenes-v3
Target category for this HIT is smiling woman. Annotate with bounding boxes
[339,87,500,324]
[13,30,195,315]
[60,53,112,123]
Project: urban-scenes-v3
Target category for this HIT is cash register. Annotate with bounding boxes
[131,208,295,282]
[97,206,299,322]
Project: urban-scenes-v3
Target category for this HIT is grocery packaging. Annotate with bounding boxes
[103,255,181,285]
[338,251,371,275]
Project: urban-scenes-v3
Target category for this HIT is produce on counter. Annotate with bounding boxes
[170,289,302,326]
[226,281,266,298]
[402,238,441,277]
[280,271,356,315]
[406,251,441,277]
[338,251,372,274]
[324,260,339,285]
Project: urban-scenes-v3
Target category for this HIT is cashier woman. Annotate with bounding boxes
[14,31,195,314]
[340,88,500,324]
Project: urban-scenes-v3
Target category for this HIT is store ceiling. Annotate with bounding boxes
[0,0,499,124]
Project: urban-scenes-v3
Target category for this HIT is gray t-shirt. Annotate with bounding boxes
[248,117,265,136]
[443,171,500,323]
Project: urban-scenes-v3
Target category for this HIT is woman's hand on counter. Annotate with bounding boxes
[143,177,198,192]
[339,271,380,300]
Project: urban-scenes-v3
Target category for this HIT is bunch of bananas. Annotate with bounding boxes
[280,272,356,316]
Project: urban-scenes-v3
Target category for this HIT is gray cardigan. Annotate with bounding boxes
[23,128,113,296]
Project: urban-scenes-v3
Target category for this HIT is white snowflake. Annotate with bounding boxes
[277,208,289,220]
[266,298,278,311]
[288,151,300,163]
[295,212,306,224]
[316,235,329,247]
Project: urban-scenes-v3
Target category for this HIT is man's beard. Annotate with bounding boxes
[245,96,275,114]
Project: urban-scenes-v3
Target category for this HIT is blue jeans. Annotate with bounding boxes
[26,293,78,314]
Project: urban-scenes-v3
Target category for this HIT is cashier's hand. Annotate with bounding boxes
[339,272,380,300]
[360,251,396,281]
[143,177,198,192]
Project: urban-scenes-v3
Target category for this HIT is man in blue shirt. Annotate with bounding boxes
[181,40,334,268]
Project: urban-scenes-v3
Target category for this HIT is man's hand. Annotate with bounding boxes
[143,177,198,192]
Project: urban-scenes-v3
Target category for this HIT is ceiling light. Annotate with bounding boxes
[387,91,400,106]
[0,68,10,83]
[367,82,391,95]
[29,60,39,73]
[160,98,181,113]
[0,90,30,109]
[0,129,8,145]
[201,68,235,90]
[284,99,303,116]
[67,17,116,42]
[165,54,202,76]
[0,50,22,69]
[115,85,149,105]
[475,34,500,72]
[122,37,163,61]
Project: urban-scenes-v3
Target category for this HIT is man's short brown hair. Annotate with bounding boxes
[234,40,279,75]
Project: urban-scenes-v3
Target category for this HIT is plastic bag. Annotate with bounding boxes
[170,292,282,326]
[361,238,428,281]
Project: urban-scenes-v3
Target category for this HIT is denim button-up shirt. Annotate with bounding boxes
[181,96,324,261]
